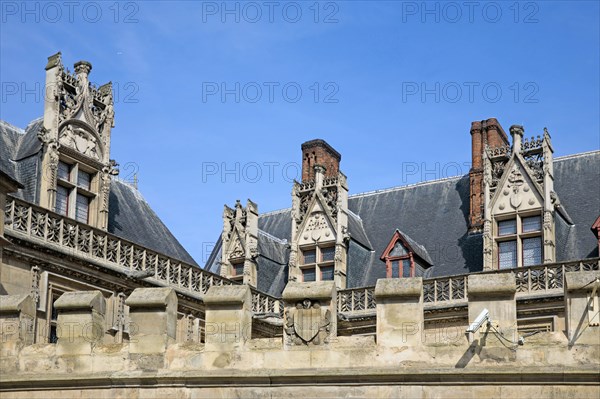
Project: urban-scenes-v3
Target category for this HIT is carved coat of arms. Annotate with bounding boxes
[285,299,331,345]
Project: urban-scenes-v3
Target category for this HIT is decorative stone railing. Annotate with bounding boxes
[251,291,283,318]
[422,275,468,306]
[338,258,600,315]
[3,197,279,313]
[3,197,289,320]
[337,286,376,315]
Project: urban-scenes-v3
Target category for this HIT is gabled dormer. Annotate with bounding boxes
[220,199,259,286]
[289,140,349,288]
[380,230,433,278]
[38,52,118,230]
[482,125,557,270]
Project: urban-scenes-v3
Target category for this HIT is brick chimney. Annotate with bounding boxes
[301,139,341,182]
[468,118,510,233]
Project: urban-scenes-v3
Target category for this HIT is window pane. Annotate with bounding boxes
[58,161,71,181]
[232,262,244,276]
[391,261,400,278]
[498,240,517,269]
[402,259,411,278]
[303,249,316,264]
[498,219,517,236]
[75,194,89,223]
[321,247,335,262]
[78,170,91,190]
[523,237,542,266]
[302,268,316,282]
[321,266,334,281]
[55,186,69,216]
[522,216,542,233]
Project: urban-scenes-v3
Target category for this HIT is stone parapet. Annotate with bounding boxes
[282,281,337,347]
[0,294,35,369]
[375,278,423,348]
[204,285,252,351]
[565,271,600,345]
[54,290,106,356]
[467,273,517,347]
[125,287,177,354]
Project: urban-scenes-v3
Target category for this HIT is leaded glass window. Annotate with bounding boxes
[56,186,69,216]
[498,219,517,236]
[302,267,316,282]
[523,237,542,266]
[321,266,334,281]
[499,240,517,269]
[522,216,542,233]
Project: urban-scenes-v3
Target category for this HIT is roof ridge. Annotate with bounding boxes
[258,229,288,244]
[112,178,147,202]
[260,207,291,217]
[0,119,25,134]
[349,174,465,199]
[554,150,599,162]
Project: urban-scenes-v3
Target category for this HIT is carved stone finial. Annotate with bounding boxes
[510,125,524,153]
[74,60,92,76]
[45,52,62,70]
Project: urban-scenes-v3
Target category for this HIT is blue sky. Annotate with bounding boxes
[1,1,599,265]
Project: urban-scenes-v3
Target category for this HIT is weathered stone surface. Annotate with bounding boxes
[376,278,424,348]
[282,282,337,347]
[0,294,35,317]
[564,271,600,345]
[375,278,422,298]
[468,273,516,296]
[282,281,336,301]
[204,285,252,351]
[125,287,176,308]
[54,291,105,314]
[126,288,178,354]
[467,274,517,346]
[565,271,600,291]
[204,285,251,306]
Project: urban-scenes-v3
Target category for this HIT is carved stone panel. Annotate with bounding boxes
[298,201,335,246]
[284,299,331,345]
[492,162,542,215]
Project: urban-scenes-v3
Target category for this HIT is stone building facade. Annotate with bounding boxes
[1,53,599,398]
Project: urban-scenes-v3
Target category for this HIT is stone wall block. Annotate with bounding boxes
[125,287,178,354]
[565,271,600,345]
[374,278,423,348]
[467,273,517,346]
[0,294,35,368]
[281,281,337,348]
[204,285,252,351]
[54,291,106,356]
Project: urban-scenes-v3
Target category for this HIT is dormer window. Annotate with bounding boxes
[55,159,96,224]
[300,245,335,282]
[495,214,542,269]
[229,260,245,282]
[380,230,433,278]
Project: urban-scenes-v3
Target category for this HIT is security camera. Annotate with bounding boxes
[466,308,490,334]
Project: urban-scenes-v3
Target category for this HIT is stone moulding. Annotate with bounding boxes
[54,290,105,314]
[375,278,423,299]
[468,273,516,296]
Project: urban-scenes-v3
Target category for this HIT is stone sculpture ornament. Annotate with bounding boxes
[285,299,331,345]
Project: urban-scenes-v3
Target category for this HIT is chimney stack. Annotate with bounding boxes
[301,139,341,182]
[468,118,510,233]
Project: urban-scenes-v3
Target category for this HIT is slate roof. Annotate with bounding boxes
[208,150,600,296]
[1,118,198,266]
